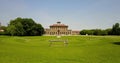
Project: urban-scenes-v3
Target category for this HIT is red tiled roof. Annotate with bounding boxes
[50,24,68,27]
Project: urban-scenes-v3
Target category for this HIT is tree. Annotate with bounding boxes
[80,30,94,35]
[7,17,44,36]
[7,25,17,36]
[101,30,108,35]
[105,28,112,35]
[80,30,86,35]
[30,24,44,36]
[80,29,108,35]
[111,23,120,35]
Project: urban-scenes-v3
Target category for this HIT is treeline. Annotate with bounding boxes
[80,23,120,35]
[0,17,44,36]
[0,17,120,36]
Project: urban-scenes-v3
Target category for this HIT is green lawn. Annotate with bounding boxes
[0,36,120,63]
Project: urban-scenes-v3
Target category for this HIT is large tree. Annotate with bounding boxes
[111,23,120,35]
[7,17,44,36]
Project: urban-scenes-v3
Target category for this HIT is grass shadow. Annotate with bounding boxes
[112,42,120,45]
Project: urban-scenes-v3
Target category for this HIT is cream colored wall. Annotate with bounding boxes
[45,26,72,35]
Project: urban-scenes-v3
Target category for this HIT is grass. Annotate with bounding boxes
[0,35,120,63]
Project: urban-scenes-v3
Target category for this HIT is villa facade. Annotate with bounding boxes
[45,22,80,35]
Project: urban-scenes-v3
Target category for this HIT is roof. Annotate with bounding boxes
[50,24,68,27]
[50,22,68,27]
[72,31,80,33]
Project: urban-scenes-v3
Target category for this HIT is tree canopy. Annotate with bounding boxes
[111,23,120,35]
[80,23,120,35]
[80,29,108,35]
[7,17,44,36]
[0,18,120,36]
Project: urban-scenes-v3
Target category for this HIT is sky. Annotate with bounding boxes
[0,0,120,30]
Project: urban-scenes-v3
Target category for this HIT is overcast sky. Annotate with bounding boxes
[0,0,120,30]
